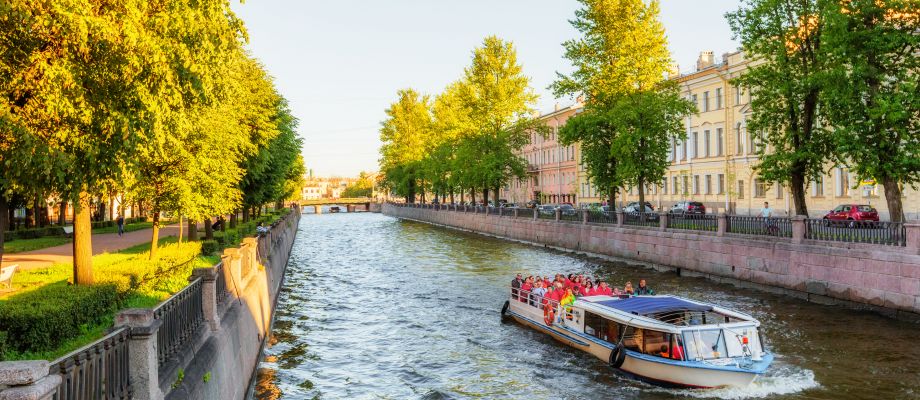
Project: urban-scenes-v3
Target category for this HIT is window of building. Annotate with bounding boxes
[663,178,669,195]
[735,86,742,105]
[704,130,711,157]
[738,180,745,199]
[693,175,700,194]
[692,132,699,159]
[776,183,784,199]
[735,123,743,155]
[836,167,850,197]
[812,176,824,197]
[754,179,768,198]
[691,94,698,111]
[703,91,710,112]
[682,175,690,195]
[715,88,722,109]
[682,138,688,160]
[705,175,712,195]
[718,174,725,194]
[672,177,679,195]
[716,128,723,156]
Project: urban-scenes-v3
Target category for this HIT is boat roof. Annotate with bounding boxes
[576,295,758,332]
[593,296,713,315]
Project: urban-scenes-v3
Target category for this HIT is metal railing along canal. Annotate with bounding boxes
[152,277,204,367]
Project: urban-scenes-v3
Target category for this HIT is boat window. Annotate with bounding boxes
[724,326,762,357]
[684,329,728,360]
[622,326,640,351]
[584,312,619,344]
[640,329,668,356]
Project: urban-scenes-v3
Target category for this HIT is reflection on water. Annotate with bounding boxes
[255,213,920,400]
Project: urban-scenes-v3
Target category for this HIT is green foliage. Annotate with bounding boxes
[200,240,220,256]
[553,0,690,206]
[341,172,375,198]
[0,282,120,356]
[379,89,432,202]
[173,369,185,389]
[203,371,212,384]
[821,0,919,221]
[727,0,834,215]
[3,237,71,254]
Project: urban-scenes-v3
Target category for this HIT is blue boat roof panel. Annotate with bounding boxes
[593,296,713,315]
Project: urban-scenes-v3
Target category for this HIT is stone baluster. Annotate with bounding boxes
[191,267,220,331]
[221,248,242,298]
[906,221,920,254]
[241,238,258,279]
[0,361,61,400]
[616,211,624,227]
[554,208,561,222]
[717,213,727,237]
[582,210,588,225]
[792,215,806,244]
[659,212,669,231]
[115,309,163,400]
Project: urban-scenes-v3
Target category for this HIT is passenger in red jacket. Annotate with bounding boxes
[580,281,595,296]
[596,281,613,296]
[520,278,533,303]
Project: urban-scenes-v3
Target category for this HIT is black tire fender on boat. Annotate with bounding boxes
[609,343,626,368]
[500,300,511,322]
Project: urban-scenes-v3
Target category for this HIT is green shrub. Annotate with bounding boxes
[0,282,120,356]
[3,226,64,242]
[200,240,219,256]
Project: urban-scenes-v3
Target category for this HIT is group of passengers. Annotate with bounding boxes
[510,273,655,308]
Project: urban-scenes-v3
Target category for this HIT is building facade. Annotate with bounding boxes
[502,102,583,205]
[614,51,919,219]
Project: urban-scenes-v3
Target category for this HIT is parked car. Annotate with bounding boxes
[624,201,654,212]
[537,204,557,216]
[558,203,577,216]
[823,204,879,223]
[670,201,706,215]
[623,203,656,214]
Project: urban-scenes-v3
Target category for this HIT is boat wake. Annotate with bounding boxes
[652,365,819,399]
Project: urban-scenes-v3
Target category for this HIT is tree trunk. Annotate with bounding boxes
[58,201,66,226]
[188,219,198,242]
[34,198,44,227]
[25,204,33,229]
[470,189,476,205]
[881,177,904,223]
[242,208,250,222]
[220,216,227,232]
[0,196,7,268]
[482,188,489,206]
[607,186,617,208]
[637,177,646,215]
[73,192,94,285]
[230,212,238,228]
[178,216,183,244]
[204,217,213,240]
[459,190,464,204]
[450,189,455,204]
[493,185,500,208]
[150,208,160,260]
[790,173,808,216]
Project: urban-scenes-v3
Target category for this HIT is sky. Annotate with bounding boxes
[231,0,742,178]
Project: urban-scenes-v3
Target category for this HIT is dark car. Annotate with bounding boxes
[526,200,541,209]
[558,204,577,216]
[624,203,656,214]
[823,204,879,223]
[670,201,706,215]
[537,204,557,216]
[624,201,654,212]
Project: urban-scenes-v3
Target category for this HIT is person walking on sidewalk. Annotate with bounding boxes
[116,214,125,237]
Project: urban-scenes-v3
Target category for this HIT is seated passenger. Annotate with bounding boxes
[531,281,546,306]
[596,281,614,296]
[671,343,684,360]
[658,345,670,358]
[560,287,576,318]
[520,278,533,303]
[580,281,594,297]
[624,281,635,296]
[543,276,552,288]
[636,279,655,296]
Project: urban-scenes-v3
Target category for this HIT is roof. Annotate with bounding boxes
[591,296,713,316]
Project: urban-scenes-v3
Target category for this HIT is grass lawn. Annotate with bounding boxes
[3,237,72,254]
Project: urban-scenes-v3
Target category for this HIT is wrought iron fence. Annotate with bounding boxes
[215,262,229,302]
[623,212,660,227]
[559,210,582,222]
[806,219,906,246]
[514,208,536,219]
[153,277,204,367]
[536,208,556,220]
[586,210,616,224]
[727,216,792,238]
[667,213,717,231]
[50,327,132,400]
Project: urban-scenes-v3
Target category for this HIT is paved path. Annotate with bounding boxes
[2,225,180,271]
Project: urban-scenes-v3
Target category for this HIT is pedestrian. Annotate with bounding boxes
[116,214,125,237]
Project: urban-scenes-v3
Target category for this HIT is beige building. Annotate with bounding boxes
[609,50,918,220]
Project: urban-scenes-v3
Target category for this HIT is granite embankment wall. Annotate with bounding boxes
[165,211,300,400]
[384,204,920,320]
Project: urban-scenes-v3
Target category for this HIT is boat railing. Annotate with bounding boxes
[510,287,570,318]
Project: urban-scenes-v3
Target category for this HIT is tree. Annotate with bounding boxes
[342,172,375,198]
[379,89,432,203]
[553,0,691,208]
[822,0,919,222]
[727,0,834,216]
[459,36,544,206]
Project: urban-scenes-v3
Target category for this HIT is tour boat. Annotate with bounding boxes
[501,290,773,388]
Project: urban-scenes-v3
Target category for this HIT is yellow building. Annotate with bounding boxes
[589,51,919,220]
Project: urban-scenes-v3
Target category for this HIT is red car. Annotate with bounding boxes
[823,204,879,222]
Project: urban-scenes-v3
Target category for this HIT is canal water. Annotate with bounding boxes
[255,212,920,400]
